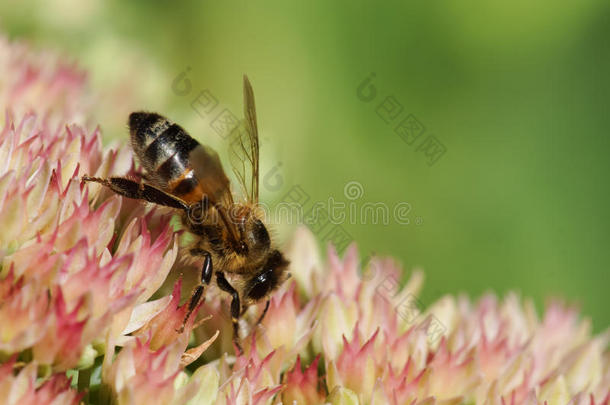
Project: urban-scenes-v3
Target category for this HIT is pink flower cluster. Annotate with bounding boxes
[0,36,182,402]
[191,228,608,404]
[0,36,607,405]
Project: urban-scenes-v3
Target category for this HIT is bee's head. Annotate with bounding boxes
[243,249,290,305]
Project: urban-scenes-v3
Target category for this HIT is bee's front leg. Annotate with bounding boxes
[255,300,270,325]
[216,271,243,355]
[177,250,213,333]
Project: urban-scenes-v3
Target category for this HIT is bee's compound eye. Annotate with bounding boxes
[250,219,270,251]
[246,269,275,301]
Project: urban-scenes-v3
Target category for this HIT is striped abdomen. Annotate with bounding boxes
[128,112,204,203]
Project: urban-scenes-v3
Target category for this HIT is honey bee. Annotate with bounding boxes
[83,76,289,354]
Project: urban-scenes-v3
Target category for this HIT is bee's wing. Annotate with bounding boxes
[189,145,242,246]
[189,145,234,207]
[229,75,260,204]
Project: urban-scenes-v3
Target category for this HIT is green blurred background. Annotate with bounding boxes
[2,0,608,329]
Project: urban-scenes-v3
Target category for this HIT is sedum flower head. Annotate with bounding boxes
[0,357,83,405]
[0,35,608,405]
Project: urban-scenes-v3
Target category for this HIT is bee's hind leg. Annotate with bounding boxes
[177,250,213,333]
[216,271,244,355]
[82,176,189,210]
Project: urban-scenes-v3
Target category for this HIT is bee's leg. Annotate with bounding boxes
[216,272,244,355]
[255,300,270,326]
[177,250,213,333]
[82,176,189,210]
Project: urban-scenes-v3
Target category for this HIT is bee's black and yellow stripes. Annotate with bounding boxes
[129,112,203,202]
